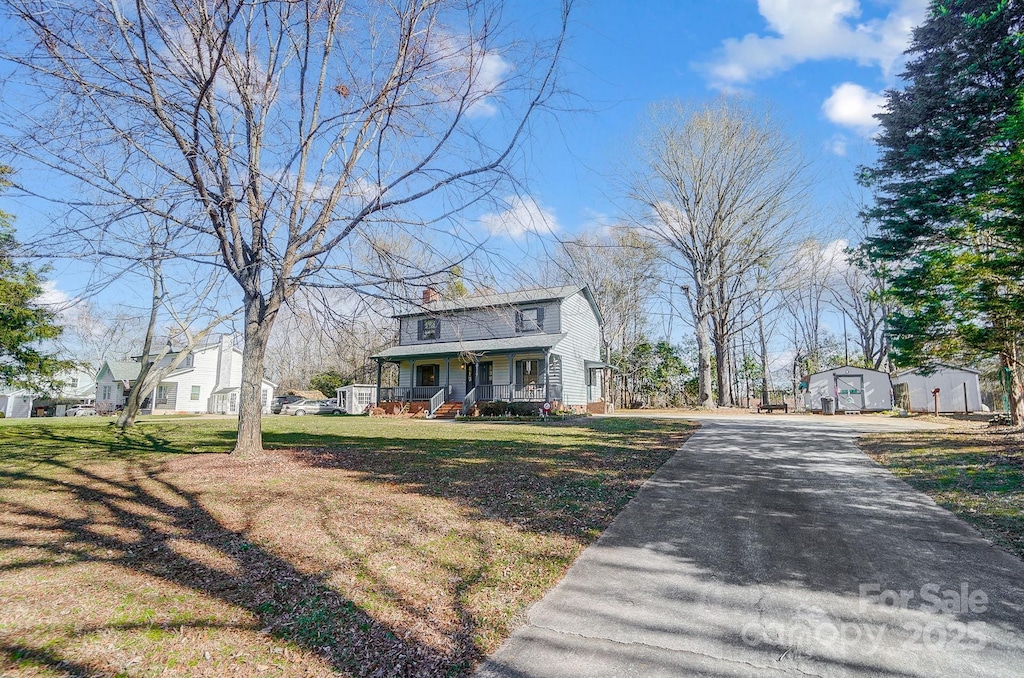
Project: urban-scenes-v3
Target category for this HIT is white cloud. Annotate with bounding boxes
[479,195,559,239]
[702,0,928,88]
[424,31,511,118]
[823,82,886,136]
[36,280,72,310]
[794,238,852,275]
[826,135,849,156]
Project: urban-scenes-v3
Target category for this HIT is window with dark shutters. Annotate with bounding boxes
[515,307,543,333]
[417,317,440,340]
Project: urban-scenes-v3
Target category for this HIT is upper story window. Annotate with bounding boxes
[417,317,440,340]
[516,307,543,333]
[182,354,194,368]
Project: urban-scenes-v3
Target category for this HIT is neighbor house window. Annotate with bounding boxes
[417,318,440,340]
[156,384,170,404]
[190,385,201,401]
[101,385,112,401]
[182,354,193,368]
[516,307,543,333]
[68,377,79,388]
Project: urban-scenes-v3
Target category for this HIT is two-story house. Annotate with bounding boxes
[372,285,612,417]
[94,335,276,415]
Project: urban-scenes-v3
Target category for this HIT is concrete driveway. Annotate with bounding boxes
[477,414,1024,677]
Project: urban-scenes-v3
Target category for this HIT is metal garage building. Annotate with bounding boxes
[805,366,893,413]
[893,365,984,413]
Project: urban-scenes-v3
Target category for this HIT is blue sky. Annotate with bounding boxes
[476,0,928,245]
[12,0,930,316]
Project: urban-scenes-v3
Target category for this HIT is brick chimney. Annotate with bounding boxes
[422,287,440,304]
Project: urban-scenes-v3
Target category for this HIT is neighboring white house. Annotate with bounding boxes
[94,335,275,415]
[805,366,893,413]
[372,285,610,416]
[0,386,34,418]
[893,365,984,413]
[336,384,377,414]
[33,367,98,416]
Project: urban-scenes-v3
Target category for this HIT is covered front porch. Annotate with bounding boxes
[373,335,565,417]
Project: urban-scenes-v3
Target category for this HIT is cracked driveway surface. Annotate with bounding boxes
[476,415,1024,677]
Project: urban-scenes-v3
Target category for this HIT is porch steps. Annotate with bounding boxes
[431,401,462,419]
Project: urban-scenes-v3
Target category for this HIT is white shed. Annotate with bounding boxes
[893,365,984,413]
[805,367,893,412]
[0,388,34,418]
[337,384,377,414]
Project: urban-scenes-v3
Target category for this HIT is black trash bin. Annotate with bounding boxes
[821,396,835,415]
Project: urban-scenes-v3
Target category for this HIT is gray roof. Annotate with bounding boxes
[895,363,982,377]
[100,361,142,381]
[393,285,586,318]
[374,333,567,360]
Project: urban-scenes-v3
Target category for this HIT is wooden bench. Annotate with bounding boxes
[757,403,788,414]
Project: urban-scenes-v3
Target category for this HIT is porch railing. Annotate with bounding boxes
[428,387,448,417]
[462,387,477,415]
[474,383,562,403]
[379,386,446,402]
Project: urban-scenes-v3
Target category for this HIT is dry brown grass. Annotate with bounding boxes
[0,415,692,676]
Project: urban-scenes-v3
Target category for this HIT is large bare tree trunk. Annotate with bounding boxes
[235,297,277,456]
[694,297,714,409]
[117,381,151,427]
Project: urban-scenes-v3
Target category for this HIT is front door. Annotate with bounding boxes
[835,375,865,411]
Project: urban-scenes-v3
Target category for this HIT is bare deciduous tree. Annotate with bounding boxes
[626,97,807,408]
[828,246,893,372]
[1,0,570,454]
[543,228,660,407]
[265,289,396,391]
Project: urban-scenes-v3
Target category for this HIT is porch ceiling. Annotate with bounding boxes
[373,333,566,361]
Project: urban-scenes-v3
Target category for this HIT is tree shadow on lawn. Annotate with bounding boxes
[0,453,486,676]
[261,418,693,537]
[0,418,691,676]
[860,430,1024,559]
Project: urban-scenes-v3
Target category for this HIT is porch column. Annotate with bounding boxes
[375,359,383,406]
[444,357,451,397]
[544,350,551,403]
[509,353,516,400]
[410,360,416,400]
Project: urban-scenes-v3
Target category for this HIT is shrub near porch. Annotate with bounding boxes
[0,415,693,677]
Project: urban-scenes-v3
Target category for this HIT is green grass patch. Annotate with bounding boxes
[860,430,1024,560]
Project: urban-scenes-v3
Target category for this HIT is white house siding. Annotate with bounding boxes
[94,370,127,412]
[157,344,220,413]
[0,393,33,418]
[553,292,602,406]
[805,367,893,412]
[178,344,221,413]
[894,367,983,413]
[398,301,562,346]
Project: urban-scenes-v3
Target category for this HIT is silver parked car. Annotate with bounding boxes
[64,405,97,416]
[280,399,345,416]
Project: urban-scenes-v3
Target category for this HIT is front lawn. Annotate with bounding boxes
[859,427,1024,560]
[0,415,693,676]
